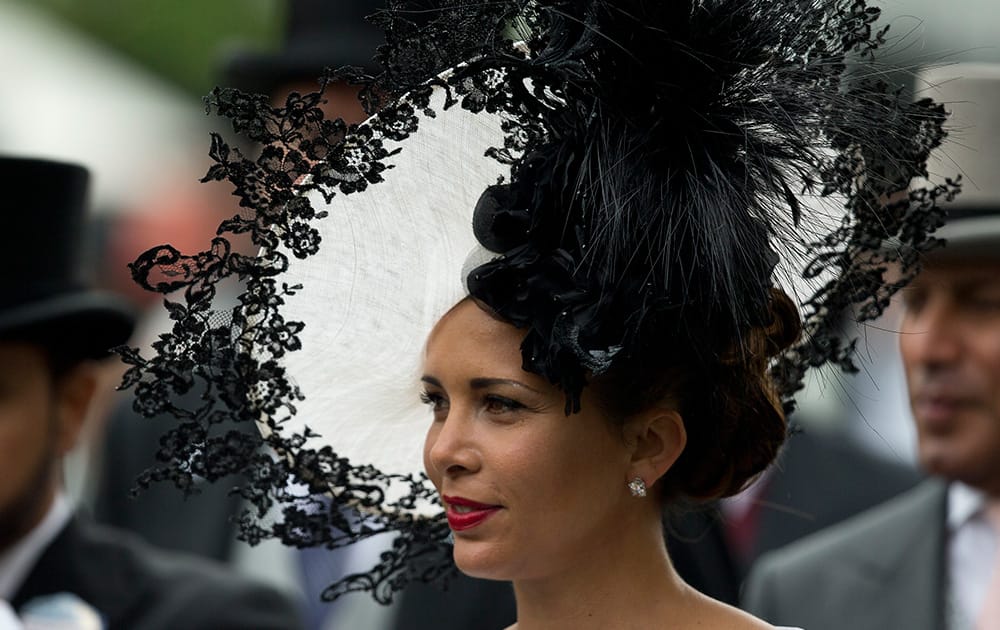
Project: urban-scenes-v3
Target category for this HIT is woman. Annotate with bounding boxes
[421,294,798,628]
[120,0,953,626]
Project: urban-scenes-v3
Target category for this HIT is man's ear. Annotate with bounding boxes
[623,406,686,489]
[53,362,98,457]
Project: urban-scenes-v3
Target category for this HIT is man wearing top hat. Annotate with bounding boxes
[743,63,1000,630]
[0,156,301,629]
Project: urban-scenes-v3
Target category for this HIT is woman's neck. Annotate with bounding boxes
[509,509,693,630]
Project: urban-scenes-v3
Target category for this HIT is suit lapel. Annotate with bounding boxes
[847,480,948,630]
[12,517,132,624]
[11,518,77,610]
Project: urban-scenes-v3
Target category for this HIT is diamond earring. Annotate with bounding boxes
[627,476,647,497]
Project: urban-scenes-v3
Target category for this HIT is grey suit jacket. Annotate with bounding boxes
[742,479,948,630]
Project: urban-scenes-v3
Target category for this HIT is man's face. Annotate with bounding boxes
[900,259,1000,495]
[0,342,89,551]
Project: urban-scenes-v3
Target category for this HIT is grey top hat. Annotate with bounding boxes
[221,0,385,93]
[0,156,134,358]
[919,63,1000,257]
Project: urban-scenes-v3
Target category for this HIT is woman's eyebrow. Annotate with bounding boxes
[469,377,540,394]
[421,375,542,394]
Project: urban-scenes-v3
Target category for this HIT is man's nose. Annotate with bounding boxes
[900,297,962,369]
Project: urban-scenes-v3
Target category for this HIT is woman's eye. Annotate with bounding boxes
[420,391,448,413]
[483,395,524,414]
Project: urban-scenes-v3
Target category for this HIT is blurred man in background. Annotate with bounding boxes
[0,155,300,629]
[744,63,1000,630]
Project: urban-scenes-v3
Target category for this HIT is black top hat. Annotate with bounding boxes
[222,0,385,93]
[0,156,134,359]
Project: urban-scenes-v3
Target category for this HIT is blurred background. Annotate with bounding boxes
[1,0,282,211]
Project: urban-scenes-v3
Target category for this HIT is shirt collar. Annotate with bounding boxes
[947,481,988,532]
[0,493,73,600]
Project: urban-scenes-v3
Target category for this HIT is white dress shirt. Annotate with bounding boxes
[947,482,999,630]
[0,494,72,601]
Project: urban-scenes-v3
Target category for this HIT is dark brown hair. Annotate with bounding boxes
[591,287,801,502]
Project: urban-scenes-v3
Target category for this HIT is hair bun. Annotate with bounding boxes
[659,286,802,501]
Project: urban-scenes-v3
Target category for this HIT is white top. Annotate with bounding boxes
[947,482,999,629]
[0,493,72,600]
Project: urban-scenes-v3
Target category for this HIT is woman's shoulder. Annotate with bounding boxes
[503,622,801,630]
[684,589,791,630]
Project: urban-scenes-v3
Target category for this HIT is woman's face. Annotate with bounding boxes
[422,300,635,581]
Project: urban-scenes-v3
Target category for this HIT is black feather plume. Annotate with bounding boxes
[437,0,955,408]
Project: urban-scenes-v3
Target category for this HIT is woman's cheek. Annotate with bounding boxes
[422,425,441,487]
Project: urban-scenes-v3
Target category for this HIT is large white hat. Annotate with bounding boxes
[120,0,954,604]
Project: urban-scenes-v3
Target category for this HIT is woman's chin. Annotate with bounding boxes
[452,542,514,581]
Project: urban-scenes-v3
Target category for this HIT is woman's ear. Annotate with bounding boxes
[623,407,686,489]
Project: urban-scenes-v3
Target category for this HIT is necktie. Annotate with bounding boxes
[977,501,1000,630]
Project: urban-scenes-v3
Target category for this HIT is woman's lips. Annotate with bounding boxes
[442,495,502,531]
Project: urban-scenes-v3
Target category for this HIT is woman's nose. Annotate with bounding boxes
[425,404,480,478]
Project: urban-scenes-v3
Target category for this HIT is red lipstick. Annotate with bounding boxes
[442,495,502,531]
